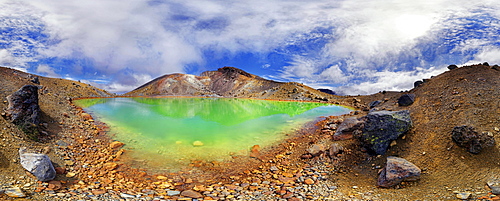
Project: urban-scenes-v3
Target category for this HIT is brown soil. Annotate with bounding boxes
[0,64,499,200]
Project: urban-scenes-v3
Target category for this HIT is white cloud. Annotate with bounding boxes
[335,66,448,95]
[35,64,59,77]
[2,0,500,94]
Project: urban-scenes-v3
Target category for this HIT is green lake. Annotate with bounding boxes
[74,97,351,171]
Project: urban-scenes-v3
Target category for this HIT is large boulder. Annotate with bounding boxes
[358,110,412,155]
[377,156,421,188]
[19,147,56,181]
[5,85,41,140]
[451,125,495,154]
[397,94,416,106]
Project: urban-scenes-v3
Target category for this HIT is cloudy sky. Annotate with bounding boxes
[1,0,499,95]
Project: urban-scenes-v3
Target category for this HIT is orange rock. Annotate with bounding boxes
[103,162,118,170]
[92,189,106,195]
[80,112,93,120]
[304,178,314,185]
[109,141,125,149]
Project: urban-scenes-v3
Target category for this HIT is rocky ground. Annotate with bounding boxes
[0,64,499,200]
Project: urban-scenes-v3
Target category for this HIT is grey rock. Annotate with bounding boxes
[333,117,364,140]
[369,100,382,108]
[487,180,500,195]
[451,125,495,154]
[5,85,41,140]
[306,144,326,156]
[359,110,412,155]
[120,193,136,198]
[329,143,344,158]
[397,94,416,106]
[19,147,56,181]
[455,192,471,200]
[4,187,26,198]
[377,156,421,188]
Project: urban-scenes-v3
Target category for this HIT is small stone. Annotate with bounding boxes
[92,189,106,195]
[64,160,75,166]
[156,175,168,180]
[66,172,76,177]
[181,190,202,198]
[192,141,204,147]
[109,141,125,149]
[55,167,66,174]
[47,180,62,190]
[103,162,118,170]
[167,190,180,196]
[5,187,26,198]
[270,166,279,172]
[304,178,314,185]
[120,193,135,198]
[456,192,471,200]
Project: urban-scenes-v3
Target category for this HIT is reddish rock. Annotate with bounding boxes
[47,180,62,190]
[304,178,314,185]
[181,190,202,198]
[103,162,118,170]
[55,167,66,174]
[92,189,106,195]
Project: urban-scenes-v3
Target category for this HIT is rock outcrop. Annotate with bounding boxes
[5,85,41,140]
[357,110,412,155]
[19,147,56,181]
[451,125,495,154]
[377,156,421,188]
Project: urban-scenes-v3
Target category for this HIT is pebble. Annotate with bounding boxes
[456,192,471,200]
[120,193,136,199]
[4,187,26,198]
[167,190,180,196]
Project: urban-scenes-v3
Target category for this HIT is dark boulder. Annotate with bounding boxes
[398,94,416,106]
[358,110,412,155]
[317,88,336,95]
[448,64,458,70]
[5,85,41,140]
[369,100,382,108]
[451,125,495,154]
[414,80,424,88]
[377,156,421,188]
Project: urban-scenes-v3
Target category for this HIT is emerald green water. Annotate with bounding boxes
[74,97,351,171]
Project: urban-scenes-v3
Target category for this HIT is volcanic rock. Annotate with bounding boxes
[333,117,364,140]
[377,156,421,188]
[358,110,412,155]
[19,147,56,181]
[448,64,458,70]
[369,100,382,108]
[414,80,424,88]
[397,94,416,106]
[5,85,41,140]
[306,144,326,156]
[451,125,495,154]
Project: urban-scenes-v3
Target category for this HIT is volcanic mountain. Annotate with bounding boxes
[124,67,344,103]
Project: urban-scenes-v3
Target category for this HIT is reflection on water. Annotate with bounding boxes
[74,97,351,171]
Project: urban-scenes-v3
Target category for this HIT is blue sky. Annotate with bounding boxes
[1,0,500,94]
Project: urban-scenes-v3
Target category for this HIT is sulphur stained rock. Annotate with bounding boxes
[19,147,56,181]
[358,110,412,155]
[377,156,421,188]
